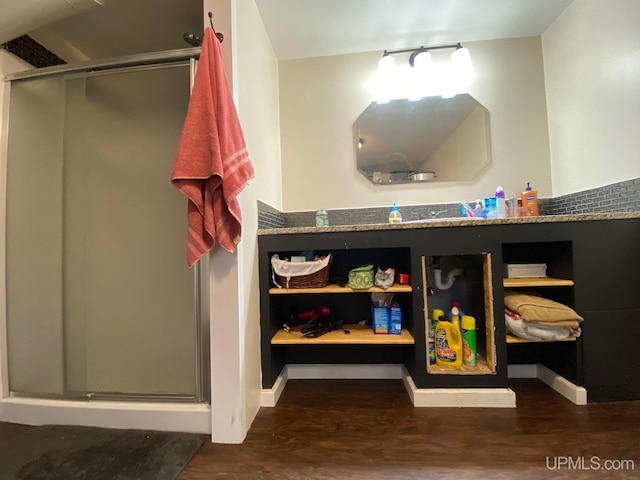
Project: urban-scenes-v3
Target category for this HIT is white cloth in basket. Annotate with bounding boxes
[271,254,331,288]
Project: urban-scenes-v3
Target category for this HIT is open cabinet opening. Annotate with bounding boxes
[422,254,496,375]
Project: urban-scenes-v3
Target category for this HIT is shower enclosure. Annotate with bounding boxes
[2,49,208,404]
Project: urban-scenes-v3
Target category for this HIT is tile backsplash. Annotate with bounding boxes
[257,201,285,229]
[545,177,640,215]
[259,178,639,229]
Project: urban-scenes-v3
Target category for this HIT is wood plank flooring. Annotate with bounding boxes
[180,379,640,479]
[2,379,639,479]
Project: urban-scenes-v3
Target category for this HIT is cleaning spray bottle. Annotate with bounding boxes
[429,309,445,365]
[435,314,463,367]
[388,202,402,224]
[449,302,464,330]
[461,315,477,366]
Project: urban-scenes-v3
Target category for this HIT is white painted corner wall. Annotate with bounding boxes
[203,0,281,443]
[542,0,640,197]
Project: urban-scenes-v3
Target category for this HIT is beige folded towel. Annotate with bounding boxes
[504,292,583,324]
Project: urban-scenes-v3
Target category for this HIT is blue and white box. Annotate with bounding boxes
[389,303,402,335]
[372,306,390,334]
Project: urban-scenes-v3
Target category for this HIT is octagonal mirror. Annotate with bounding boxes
[355,94,491,185]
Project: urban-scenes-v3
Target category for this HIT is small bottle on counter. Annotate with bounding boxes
[484,197,497,219]
[315,209,329,227]
[521,182,539,216]
[495,186,506,219]
[388,202,402,224]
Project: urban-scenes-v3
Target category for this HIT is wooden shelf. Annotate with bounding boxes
[271,324,415,345]
[506,333,577,344]
[269,283,412,295]
[503,277,574,287]
[426,354,494,375]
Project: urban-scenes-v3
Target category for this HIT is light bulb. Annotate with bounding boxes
[413,51,433,73]
[450,47,473,93]
[375,54,397,103]
[378,54,395,73]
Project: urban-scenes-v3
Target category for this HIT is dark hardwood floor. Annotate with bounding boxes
[180,379,640,479]
[2,379,639,479]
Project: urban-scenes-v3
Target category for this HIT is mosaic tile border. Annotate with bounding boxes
[259,179,639,229]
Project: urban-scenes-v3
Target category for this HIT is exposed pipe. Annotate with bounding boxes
[434,268,463,290]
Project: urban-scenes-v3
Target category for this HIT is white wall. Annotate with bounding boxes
[279,37,552,211]
[203,0,281,443]
[235,0,281,438]
[542,0,640,196]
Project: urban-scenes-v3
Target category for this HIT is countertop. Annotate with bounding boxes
[257,212,640,236]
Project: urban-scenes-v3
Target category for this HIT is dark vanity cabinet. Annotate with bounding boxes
[258,215,640,402]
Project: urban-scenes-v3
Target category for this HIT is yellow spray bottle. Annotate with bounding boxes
[435,315,463,367]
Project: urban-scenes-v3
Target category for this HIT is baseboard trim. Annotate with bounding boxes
[260,368,288,407]
[508,363,587,405]
[261,364,516,408]
[260,363,587,407]
[536,364,587,405]
[0,397,211,433]
[401,367,516,407]
[260,364,402,407]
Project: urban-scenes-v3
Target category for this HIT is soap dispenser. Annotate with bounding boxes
[389,202,402,224]
[521,182,539,216]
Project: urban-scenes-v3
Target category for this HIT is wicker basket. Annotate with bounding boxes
[272,254,332,289]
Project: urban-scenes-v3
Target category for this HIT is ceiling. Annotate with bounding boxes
[255,0,574,60]
[14,0,573,64]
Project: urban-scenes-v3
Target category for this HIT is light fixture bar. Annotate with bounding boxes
[382,42,462,57]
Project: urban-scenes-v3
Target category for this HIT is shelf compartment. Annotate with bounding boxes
[269,283,412,295]
[426,354,494,375]
[506,333,577,344]
[422,253,496,375]
[503,277,574,288]
[271,324,415,345]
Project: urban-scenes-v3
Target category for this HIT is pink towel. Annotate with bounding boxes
[171,27,255,268]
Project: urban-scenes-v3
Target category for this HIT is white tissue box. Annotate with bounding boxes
[505,263,547,278]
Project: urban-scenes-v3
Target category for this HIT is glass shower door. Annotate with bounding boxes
[5,61,200,400]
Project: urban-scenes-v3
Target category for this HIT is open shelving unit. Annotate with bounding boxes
[271,323,415,345]
[503,276,577,344]
[269,283,414,344]
[502,241,578,346]
[503,276,577,343]
[503,277,574,288]
[505,333,576,344]
[269,283,412,295]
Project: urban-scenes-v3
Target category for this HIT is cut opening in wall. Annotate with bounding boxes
[422,254,496,375]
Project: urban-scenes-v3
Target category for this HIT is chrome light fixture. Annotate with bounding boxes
[372,43,473,103]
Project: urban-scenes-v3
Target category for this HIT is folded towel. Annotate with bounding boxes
[504,291,583,324]
[505,313,574,341]
[171,27,255,267]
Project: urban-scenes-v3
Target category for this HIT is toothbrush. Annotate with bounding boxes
[460,202,476,217]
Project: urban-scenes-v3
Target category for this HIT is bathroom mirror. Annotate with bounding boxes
[355,94,491,185]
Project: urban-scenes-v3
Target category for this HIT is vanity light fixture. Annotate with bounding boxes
[373,42,473,103]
